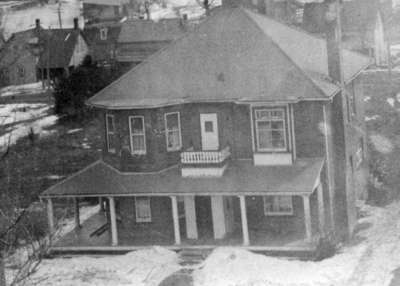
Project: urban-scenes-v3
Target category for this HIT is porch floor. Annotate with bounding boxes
[54,210,319,252]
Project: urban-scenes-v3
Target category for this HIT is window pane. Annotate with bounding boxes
[257,121,271,130]
[205,121,213,132]
[166,113,179,130]
[258,130,272,149]
[167,130,180,149]
[271,130,285,148]
[132,135,145,151]
[136,197,151,222]
[131,117,144,133]
[108,134,115,151]
[271,121,284,129]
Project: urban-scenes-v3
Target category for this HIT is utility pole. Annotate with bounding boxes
[57,0,62,29]
[47,26,51,90]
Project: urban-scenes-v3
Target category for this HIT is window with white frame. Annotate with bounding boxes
[263,196,293,216]
[100,28,108,40]
[165,112,182,151]
[106,113,116,153]
[255,108,287,151]
[129,116,146,155]
[135,197,151,222]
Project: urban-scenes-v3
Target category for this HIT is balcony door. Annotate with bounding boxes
[200,113,219,151]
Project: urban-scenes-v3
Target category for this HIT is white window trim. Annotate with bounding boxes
[164,111,182,152]
[263,196,294,216]
[105,113,116,153]
[255,108,287,152]
[135,197,152,223]
[129,115,147,155]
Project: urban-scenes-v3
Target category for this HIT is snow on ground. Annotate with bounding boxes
[369,133,394,154]
[1,0,83,39]
[0,103,58,148]
[365,115,380,121]
[387,98,395,107]
[28,247,181,286]
[193,201,400,286]
[0,82,46,97]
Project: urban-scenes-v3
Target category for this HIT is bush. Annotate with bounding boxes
[314,232,338,261]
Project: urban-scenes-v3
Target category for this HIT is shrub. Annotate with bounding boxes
[315,232,338,261]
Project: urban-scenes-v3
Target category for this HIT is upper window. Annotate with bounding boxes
[255,108,287,151]
[165,112,182,151]
[135,197,151,222]
[100,28,108,40]
[129,116,146,155]
[263,196,293,216]
[17,66,25,78]
[106,114,116,153]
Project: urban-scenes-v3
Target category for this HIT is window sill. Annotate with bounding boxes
[253,152,293,166]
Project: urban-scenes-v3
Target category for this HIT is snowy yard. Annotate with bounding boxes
[5,200,400,286]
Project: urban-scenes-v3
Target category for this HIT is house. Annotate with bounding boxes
[83,22,122,67]
[302,0,392,66]
[83,0,129,24]
[0,27,40,87]
[37,19,89,81]
[40,4,370,254]
[115,18,191,68]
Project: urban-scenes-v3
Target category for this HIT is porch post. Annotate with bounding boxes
[47,198,55,234]
[302,195,312,241]
[171,196,181,245]
[74,198,80,228]
[211,196,226,239]
[239,195,250,246]
[317,183,325,234]
[108,197,118,246]
[184,196,198,239]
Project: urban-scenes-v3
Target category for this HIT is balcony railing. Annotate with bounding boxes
[180,146,231,164]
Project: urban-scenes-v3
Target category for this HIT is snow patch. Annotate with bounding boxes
[369,134,394,154]
[0,82,46,97]
[387,98,395,107]
[365,115,380,121]
[67,128,83,134]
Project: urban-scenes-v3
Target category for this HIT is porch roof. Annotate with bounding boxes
[40,158,324,198]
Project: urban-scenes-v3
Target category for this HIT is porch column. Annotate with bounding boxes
[108,197,118,246]
[211,196,226,239]
[239,195,250,246]
[302,195,312,241]
[74,198,80,228]
[171,196,181,245]
[47,198,55,234]
[184,196,198,239]
[317,183,325,234]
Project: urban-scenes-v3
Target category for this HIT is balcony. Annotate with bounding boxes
[180,146,231,177]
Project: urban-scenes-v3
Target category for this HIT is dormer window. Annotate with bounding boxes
[106,113,116,153]
[255,108,286,151]
[129,116,146,155]
[100,28,108,40]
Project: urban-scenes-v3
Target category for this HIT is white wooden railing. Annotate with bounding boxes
[180,146,231,164]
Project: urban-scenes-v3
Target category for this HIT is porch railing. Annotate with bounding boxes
[180,146,231,164]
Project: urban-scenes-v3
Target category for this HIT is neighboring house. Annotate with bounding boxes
[0,28,40,87]
[83,0,129,23]
[83,22,122,67]
[302,0,392,66]
[37,19,89,81]
[115,18,190,68]
[41,5,370,254]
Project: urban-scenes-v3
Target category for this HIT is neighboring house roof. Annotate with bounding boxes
[40,158,324,198]
[37,28,84,69]
[0,28,38,68]
[83,0,129,6]
[88,7,369,109]
[117,18,188,43]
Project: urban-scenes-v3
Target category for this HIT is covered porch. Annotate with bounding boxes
[42,158,327,253]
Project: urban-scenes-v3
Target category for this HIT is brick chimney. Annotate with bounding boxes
[325,0,343,83]
[73,18,79,30]
[35,19,40,30]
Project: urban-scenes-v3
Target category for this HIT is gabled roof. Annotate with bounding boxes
[88,7,370,109]
[37,28,84,69]
[40,158,325,198]
[117,19,188,43]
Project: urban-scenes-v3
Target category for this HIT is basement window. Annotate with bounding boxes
[135,197,151,223]
[263,196,293,216]
[105,113,116,153]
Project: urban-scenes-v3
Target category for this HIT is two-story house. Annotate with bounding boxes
[41,4,370,254]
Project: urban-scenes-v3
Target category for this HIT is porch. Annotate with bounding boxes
[42,158,327,254]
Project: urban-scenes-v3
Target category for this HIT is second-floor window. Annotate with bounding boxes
[106,114,116,153]
[255,108,287,151]
[165,112,182,151]
[129,116,146,155]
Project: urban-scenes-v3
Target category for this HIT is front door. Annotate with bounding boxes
[200,113,219,151]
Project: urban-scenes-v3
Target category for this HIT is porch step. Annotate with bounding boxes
[179,249,211,266]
